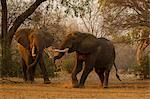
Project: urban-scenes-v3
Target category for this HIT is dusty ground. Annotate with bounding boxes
[0,72,150,99]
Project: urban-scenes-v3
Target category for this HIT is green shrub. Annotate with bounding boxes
[62,54,75,73]
[141,55,150,79]
[35,54,57,78]
[131,55,150,79]
[44,55,58,77]
[0,53,57,78]
[9,61,22,77]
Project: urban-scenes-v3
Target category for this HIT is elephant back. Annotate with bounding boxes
[77,33,99,54]
[98,37,114,52]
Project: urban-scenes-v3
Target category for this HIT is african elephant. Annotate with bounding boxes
[54,31,121,88]
[15,28,54,84]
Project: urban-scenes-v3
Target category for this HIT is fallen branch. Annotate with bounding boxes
[0,78,22,84]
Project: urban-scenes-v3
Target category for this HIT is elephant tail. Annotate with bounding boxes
[114,63,121,81]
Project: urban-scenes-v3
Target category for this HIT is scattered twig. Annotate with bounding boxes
[0,78,22,84]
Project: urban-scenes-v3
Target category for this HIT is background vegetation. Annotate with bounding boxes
[0,0,149,79]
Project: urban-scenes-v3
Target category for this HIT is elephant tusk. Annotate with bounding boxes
[32,46,36,57]
[53,48,69,52]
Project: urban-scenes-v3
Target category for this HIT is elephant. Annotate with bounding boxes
[15,28,54,84]
[53,31,121,88]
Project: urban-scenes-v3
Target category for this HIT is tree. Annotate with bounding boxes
[61,0,104,37]
[1,0,46,77]
[79,0,104,37]
[101,0,150,78]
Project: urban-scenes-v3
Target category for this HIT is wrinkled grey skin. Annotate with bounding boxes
[15,28,54,84]
[54,31,121,88]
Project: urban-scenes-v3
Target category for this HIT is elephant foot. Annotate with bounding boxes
[73,84,79,88]
[72,80,79,88]
[25,76,34,84]
[78,85,85,88]
[44,79,51,84]
[27,75,35,83]
[23,78,27,82]
[103,84,108,88]
[25,80,34,84]
[73,85,85,88]
[103,86,108,88]
[73,84,85,88]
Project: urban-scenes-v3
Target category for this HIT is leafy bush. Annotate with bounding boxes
[141,55,150,79]
[62,54,75,73]
[43,54,58,77]
[35,54,57,78]
[0,51,57,78]
[131,55,150,79]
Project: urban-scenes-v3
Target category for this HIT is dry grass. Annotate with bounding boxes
[0,72,150,99]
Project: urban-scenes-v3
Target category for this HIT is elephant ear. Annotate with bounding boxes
[15,29,31,49]
[76,33,99,53]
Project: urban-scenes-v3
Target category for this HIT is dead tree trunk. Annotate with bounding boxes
[136,30,150,79]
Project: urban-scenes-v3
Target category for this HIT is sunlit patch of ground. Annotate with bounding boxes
[0,71,150,99]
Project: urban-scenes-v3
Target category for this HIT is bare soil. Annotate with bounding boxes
[0,72,150,99]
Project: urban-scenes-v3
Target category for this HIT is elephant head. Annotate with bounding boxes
[54,31,99,60]
[15,28,54,68]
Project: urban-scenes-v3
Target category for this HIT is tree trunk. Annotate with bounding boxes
[136,41,148,65]
[1,40,13,77]
[136,33,150,65]
[136,32,149,79]
[1,0,12,77]
[8,0,46,44]
[1,0,46,77]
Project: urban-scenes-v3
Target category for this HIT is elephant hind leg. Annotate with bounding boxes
[104,70,110,88]
[95,69,104,87]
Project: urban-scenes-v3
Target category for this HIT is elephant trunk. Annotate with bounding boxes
[53,48,69,62]
[28,49,42,68]
[53,52,65,62]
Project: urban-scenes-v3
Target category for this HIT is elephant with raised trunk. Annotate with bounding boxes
[54,31,121,88]
[15,28,54,84]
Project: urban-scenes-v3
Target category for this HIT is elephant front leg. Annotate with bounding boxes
[21,58,27,82]
[27,57,37,83]
[78,56,94,88]
[72,58,83,88]
[78,66,93,88]
[39,57,51,84]
[27,66,36,83]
